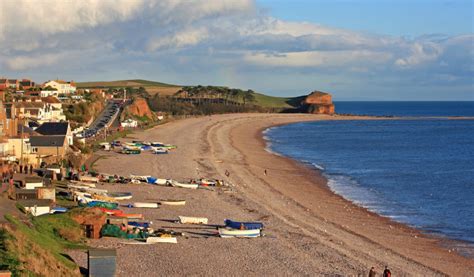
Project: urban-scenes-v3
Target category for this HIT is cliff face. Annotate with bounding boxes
[124,97,155,120]
[302,91,335,115]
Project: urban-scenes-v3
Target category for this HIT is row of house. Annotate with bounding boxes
[0,78,77,95]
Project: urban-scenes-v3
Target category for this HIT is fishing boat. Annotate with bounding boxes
[132,202,159,208]
[159,199,186,206]
[105,192,133,200]
[130,175,150,182]
[121,148,141,154]
[146,236,177,244]
[152,147,168,154]
[50,207,68,214]
[178,216,208,224]
[218,227,261,238]
[200,179,217,186]
[224,219,264,230]
[170,180,198,189]
[155,178,171,185]
[78,175,99,183]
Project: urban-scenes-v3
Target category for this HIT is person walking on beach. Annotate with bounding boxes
[264,169,267,176]
[368,267,376,277]
[383,266,391,277]
[225,170,230,177]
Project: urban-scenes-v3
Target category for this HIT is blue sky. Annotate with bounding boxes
[258,0,473,36]
[0,0,472,100]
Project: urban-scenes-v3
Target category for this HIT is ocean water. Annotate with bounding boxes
[334,101,474,117]
[265,102,474,254]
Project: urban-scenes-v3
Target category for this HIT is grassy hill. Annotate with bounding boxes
[77,79,181,96]
[77,79,304,109]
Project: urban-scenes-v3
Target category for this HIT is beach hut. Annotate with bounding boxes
[17,199,53,216]
[88,249,117,277]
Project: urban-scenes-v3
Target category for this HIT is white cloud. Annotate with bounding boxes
[147,27,209,51]
[4,52,67,70]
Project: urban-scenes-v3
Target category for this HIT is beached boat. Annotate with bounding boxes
[199,179,217,186]
[78,175,99,183]
[130,175,150,182]
[121,148,141,154]
[155,178,171,185]
[50,207,68,214]
[152,147,168,154]
[146,236,177,244]
[105,192,132,200]
[224,219,264,230]
[159,199,186,206]
[178,216,208,224]
[69,181,97,188]
[218,227,261,238]
[133,202,159,208]
[170,180,198,189]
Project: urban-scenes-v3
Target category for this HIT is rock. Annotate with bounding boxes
[124,97,155,120]
[302,91,335,115]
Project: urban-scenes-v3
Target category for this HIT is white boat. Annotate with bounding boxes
[105,192,133,200]
[152,147,168,154]
[146,236,177,244]
[155,178,171,185]
[170,180,198,189]
[178,216,208,224]
[159,199,186,206]
[133,202,159,208]
[78,175,99,183]
[218,228,261,238]
[130,175,151,182]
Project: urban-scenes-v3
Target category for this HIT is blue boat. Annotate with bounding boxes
[146,176,157,184]
[128,221,150,228]
[224,219,264,230]
[50,207,68,214]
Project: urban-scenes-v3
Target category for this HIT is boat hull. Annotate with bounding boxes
[178,216,208,224]
[218,228,261,238]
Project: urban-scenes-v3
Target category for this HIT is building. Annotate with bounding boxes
[11,100,66,123]
[120,119,138,128]
[43,80,76,94]
[29,135,67,161]
[19,79,35,90]
[17,199,52,216]
[35,122,72,146]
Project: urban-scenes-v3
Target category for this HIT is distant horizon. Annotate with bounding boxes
[1,0,472,101]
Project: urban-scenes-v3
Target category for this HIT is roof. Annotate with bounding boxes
[35,122,69,136]
[17,124,38,136]
[13,102,45,109]
[29,135,66,147]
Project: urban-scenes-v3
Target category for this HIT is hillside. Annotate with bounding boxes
[78,79,307,110]
[77,79,181,96]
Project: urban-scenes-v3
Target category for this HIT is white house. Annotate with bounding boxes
[121,119,138,128]
[43,80,76,94]
[40,90,59,97]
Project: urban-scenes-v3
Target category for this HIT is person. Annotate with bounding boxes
[368,267,376,277]
[264,169,267,176]
[383,266,391,277]
[225,170,230,177]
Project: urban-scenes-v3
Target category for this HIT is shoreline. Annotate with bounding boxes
[260,120,474,258]
[87,113,473,275]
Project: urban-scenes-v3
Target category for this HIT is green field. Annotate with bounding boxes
[77,79,179,89]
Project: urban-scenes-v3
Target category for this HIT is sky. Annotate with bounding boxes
[0,0,472,100]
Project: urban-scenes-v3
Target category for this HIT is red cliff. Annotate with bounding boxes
[303,91,335,115]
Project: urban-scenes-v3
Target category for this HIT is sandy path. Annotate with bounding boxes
[88,113,473,276]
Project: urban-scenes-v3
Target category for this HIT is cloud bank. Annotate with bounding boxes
[0,0,472,100]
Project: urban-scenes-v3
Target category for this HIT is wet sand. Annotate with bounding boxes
[85,113,473,276]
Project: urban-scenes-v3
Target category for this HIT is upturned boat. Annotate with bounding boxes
[159,199,186,206]
[132,202,159,208]
[178,216,208,224]
[106,192,133,200]
[218,227,261,238]
[224,219,264,230]
[146,236,177,244]
[170,180,198,189]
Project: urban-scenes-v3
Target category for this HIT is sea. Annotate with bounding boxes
[264,101,474,256]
